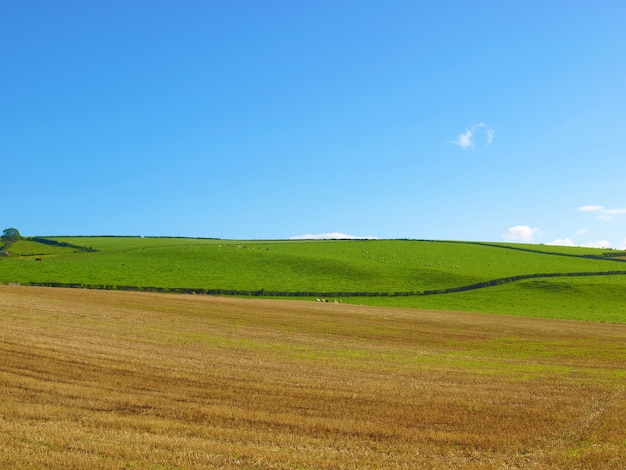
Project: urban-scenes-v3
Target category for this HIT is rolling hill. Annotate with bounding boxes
[1,236,625,322]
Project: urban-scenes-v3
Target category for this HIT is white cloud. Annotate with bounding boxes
[547,238,575,246]
[577,205,626,221]
[451,122,494,149]
[547,238,613,249]
[453,128,474,149]
[486,127,494,146]
[577,205,604,212]
[290,232,379,240]
[583,240,611,249]
[503,225,539,243]
[605,208,626,215]
[575,227,588,235]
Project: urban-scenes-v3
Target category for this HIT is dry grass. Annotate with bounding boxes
[0,285,624,469]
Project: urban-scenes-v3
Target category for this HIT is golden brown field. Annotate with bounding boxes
[1,286,624,469]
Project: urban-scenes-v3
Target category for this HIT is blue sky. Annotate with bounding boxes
[2,1,625,247]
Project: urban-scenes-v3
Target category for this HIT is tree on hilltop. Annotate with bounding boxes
[1,228,22,243]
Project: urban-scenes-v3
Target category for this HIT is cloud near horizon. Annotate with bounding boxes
[547,238,612,248]
[290,232,379,240]
[451,123,494,149]
[583,240,612,249]
[502,225,539,243]
[546,238,575,247]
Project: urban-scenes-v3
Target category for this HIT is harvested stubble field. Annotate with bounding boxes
[1,286,624,469]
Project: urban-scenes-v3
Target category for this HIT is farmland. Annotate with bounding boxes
[1,236,626,322]
[1,286,625,468]
[1,237,625,468]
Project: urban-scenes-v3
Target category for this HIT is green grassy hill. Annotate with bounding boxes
[1,236,625,322]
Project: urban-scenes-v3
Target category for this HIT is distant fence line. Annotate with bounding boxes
[15,270,626,298]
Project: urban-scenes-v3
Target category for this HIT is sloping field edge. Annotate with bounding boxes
[467,241,626,261]
[19,270,626,298]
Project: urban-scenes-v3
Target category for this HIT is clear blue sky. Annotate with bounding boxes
[2,1,625,247]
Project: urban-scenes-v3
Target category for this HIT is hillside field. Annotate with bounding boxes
[1,236,626,322]
[1,286,625,468]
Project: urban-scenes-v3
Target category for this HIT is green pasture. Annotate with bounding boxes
[350,275,626,323]
[2,239,78,256]
[1,236,625,322]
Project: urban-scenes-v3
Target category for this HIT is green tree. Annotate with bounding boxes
[1,228,22,243]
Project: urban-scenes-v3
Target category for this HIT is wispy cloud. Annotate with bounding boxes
[578,205,604,212]
[451,122,494,149]
[577,205,626,221]
[290,232,379,240]
[453,128,474,149]
[583,240,611,249]
[486,127,494,146]
[503,225,539,243]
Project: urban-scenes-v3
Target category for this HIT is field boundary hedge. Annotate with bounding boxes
[17,270,626,298]
[466,241,626,262]
[27,237,97,252]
